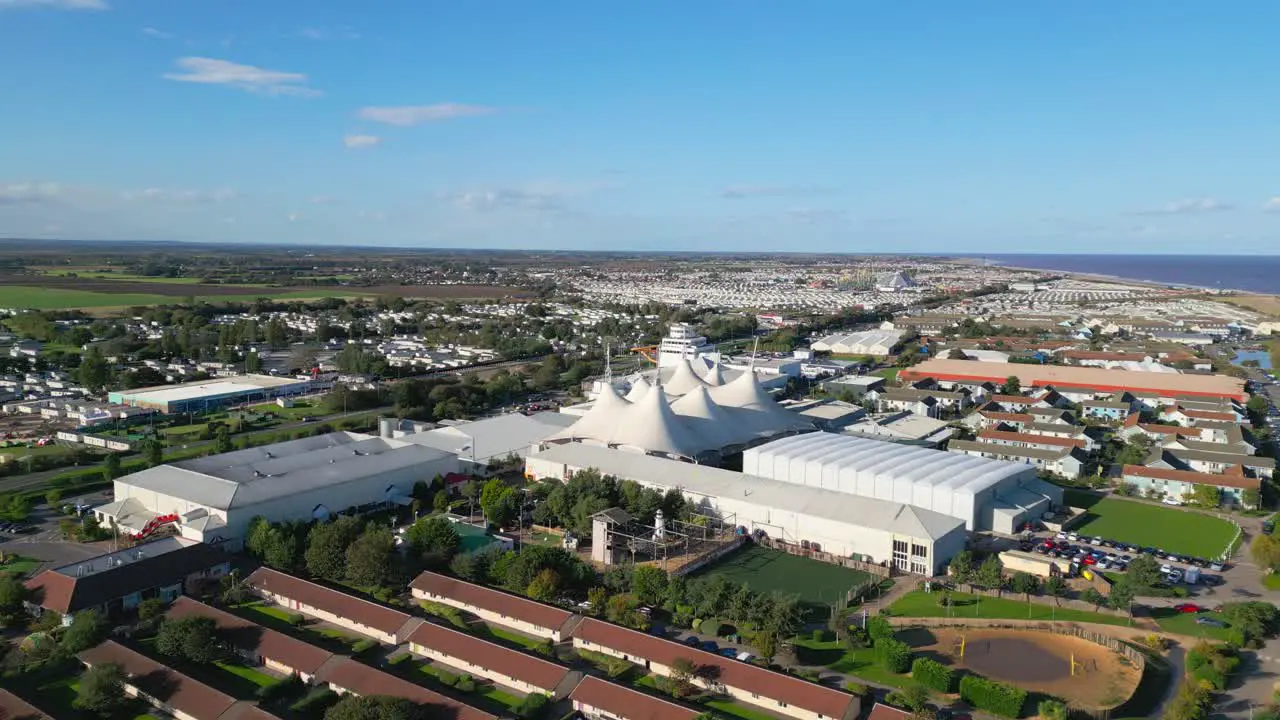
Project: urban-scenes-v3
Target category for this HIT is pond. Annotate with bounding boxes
[1232,349,1272,369]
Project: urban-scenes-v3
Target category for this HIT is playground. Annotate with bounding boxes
[901,627,1141,710]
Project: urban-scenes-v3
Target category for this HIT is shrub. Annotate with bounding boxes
[420,601,469,630]
[844,681,870,697]
[454,673,476,693]
[912,656,955,693]
[387,653,411,666]
[256,674,303,703]
[811,628,831,643]
[959,675,1027,718]
[350,638,377,654]
[873,637,912,674]
[434,670,457,687]
[866,615,894,641]
[1186,643,1238,692]
[701,618,724,637]
[286,613,305,626]
[515,692,551,719]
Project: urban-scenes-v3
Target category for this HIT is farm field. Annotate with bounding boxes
[1067,496,1236,558]
[687,544,871,608]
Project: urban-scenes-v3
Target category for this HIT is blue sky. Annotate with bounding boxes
[2,1,1278,252]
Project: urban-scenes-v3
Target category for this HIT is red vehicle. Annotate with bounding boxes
[1082,556,1097,565]
[1174,603,1204,614]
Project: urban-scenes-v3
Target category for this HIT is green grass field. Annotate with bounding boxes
[688,544,871,607]
[1148,607,1234,641]
[873,368,901,381]
[888,590,1131,627]
[216,661,282,688]
[1069,497,1236,557]
[0,555,41,576]
[0,284,373,310]
[791,637,921,689]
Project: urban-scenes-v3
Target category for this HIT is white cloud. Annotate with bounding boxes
[121,187,240,203]
[163,57,320,97]
[357,103,495,127]
[142,27,174,40]
[452,188,561,213]
[1264,197,1280,213]
[343,134,380,149]
[1135,197,1234,215]
[0,0,106,11]
[0,182,61,204]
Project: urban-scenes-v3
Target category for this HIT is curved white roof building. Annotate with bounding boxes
[742,433,1062,533]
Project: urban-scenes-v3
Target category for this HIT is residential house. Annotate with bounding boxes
[79,641,270,720]
[1120,465,1260,508]
[246,568,423,645]
[569,675,700,720]
[948,440,1086,479]
[166,597,335,683]
[1080,400,1131,422]
[316,657,495,720]
[409,571,575,641]
[406,621,577,698]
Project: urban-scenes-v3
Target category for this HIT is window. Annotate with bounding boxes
[911,543,928,558]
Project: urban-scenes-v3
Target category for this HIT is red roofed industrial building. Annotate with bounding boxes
[901,359,1247,402]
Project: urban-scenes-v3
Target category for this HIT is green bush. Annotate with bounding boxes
[1185,643,1238,692]
[386,653,411,666]
[844,681,870,697]
[959,675,1027,718]
[811,628,831,643]
[286,613,305,626]
[455,673,476,693]
[515,693,551,719]
[435,670,457,687]
[866,615,894,640]
[912,656,955,693]
[873,637,912,674]
[701,618,724,637]
[350,638,377,654]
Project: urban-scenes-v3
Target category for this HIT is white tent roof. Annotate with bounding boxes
[607,380,707,458]
[700,362,728,387]
[665,359,710,396]
[548,384,631,444]
[709,370,814,434]
[624,377,652,403]
[670,385,743,448]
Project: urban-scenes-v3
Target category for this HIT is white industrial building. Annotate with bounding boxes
[741,433,1062,534]
[95,432,458,548]
[811,328,906,356]
[525,442,966,575]
[393,411,577,474]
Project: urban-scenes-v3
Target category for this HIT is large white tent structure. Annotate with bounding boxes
[546,361,814,461]
[742,433,1062,534]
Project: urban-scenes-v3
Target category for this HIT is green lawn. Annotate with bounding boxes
[1148,607,1234,641]
[30,676,155,720]
[1263,574,1280,591]
[1070,497,1237,557]
[483,625,547,652]
[791,637,920,689]
[0,554,41,576]
[0,284,373,311]
[237,601,297,623]
[705,698,780,720]
[247,400,316,420]
[887,590,1131,627]
[216,661,282,688]
[688,544,872,610]
[873,368,901,381]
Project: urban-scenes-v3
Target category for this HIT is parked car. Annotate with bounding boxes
[1168,569,1184,584]
[1174,603,1204,613]
[1209,561,1226,572]
[683,636,701,647]
[718,648,738,658]
[1196,617,1226,628]
[1083,556,1098,566]
[1162,497,1183,506]
[699,641,718,652]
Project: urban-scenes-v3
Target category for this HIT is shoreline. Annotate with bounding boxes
[946,256,1276,296]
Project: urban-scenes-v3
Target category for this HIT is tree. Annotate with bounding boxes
[1125,554,1162,590]
[0,575,28,626]
[433,489,450,513]
[346,526,396,588]
[1043,576,1066,607]
[214,425,233,454]
[479,478,519,529]
[62,609,108,654]
[586,586,609,615]
[137,598,166,623]
[1189,484,1221,509]
[403,516,461,564]
[526,568,560,602]
[976,555,1004,595]
[460,480,481,517]
[889,684,930,713]
[156,615,226,663]
[948,550,975,591]
[1109,582,1135,614]
[1010,572,1039,604]
[1037,699,1068,720]
[102,452,121,481]
[1242,486,1261,510]
[631,565,669,606]
[145,438,164,468]
[74,663,127,717]
[78,346,111,390]
[1002,375,1021,395]
[1082,587,1105,611]
[324,694,423,720]
[305,516,363,580]
[1252,533,1280,571]
[244,351,261,373]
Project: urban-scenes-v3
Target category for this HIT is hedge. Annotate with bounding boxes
[867,615,895,641]
[912,656,955,693]
[701,618,724,637]
[959,675,1027,718]
[873,637,912,674]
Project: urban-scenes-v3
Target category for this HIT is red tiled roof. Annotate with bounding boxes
[1183,409,1238,422]
[901,359,1247,401]
[978,429,1086,449]
[573,619,856,719]
[1062,350,1148,362]
[407,621,570,692]
[316,658,495,720]
[1138,423,1201,437]
[988,394,1034,404]
[569,676,699,720]
[166,597,334,676]
[1121,465,1261,490]
[978,410,1034,423]
[79,641,238,720]
[409,572,573,634]
[0,689,52,720]
[867,704,912,720]
[246,568,419,638]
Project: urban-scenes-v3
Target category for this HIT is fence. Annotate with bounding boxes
[946,583,1132,618]
[672,536,746,577]
[756,536,893,578]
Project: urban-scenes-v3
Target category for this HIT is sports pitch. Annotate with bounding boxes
[688,544,872,606]
[1068,496,1236,558]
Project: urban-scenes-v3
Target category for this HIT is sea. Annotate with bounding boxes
[958,254,1280,295]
